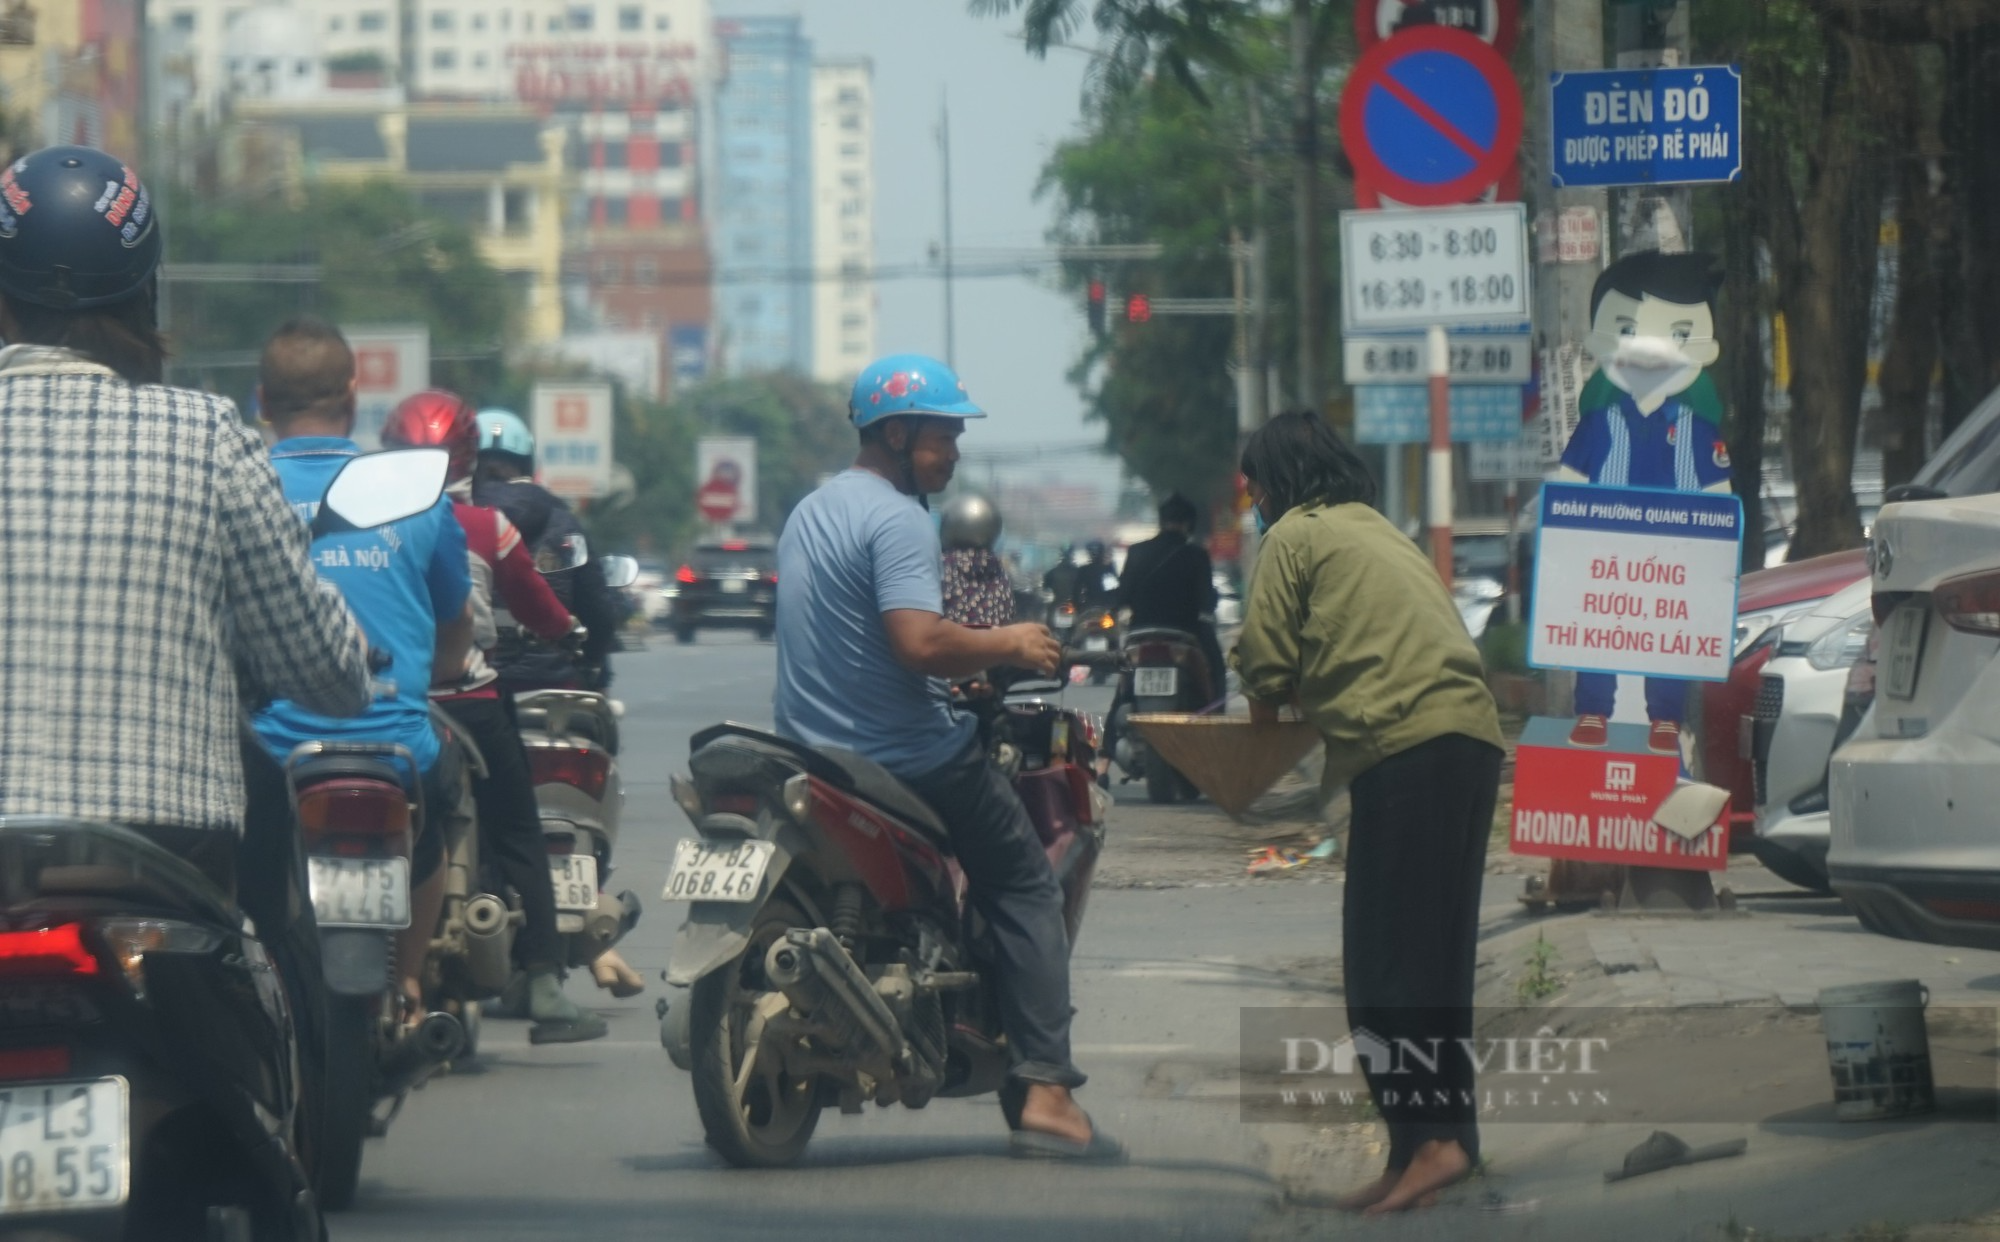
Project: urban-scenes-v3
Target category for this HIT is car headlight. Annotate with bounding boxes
[1806,612,1874,672]
[1735,602,1824,659]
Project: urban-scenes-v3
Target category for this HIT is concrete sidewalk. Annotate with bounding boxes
[1253,855,2000,1242]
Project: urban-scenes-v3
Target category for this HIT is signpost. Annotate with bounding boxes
[1353,384,1527,444]
[531,382,614,501]
[695,436,758,529]
[1355,0,1520,56]
[1344,331,1531,384]
[1550,65,1743,188]
[1339,26,1524,209]
[1340,203,1532,331]
[343,325,429,450]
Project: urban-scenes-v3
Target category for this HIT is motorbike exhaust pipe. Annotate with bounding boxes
[580,889,644,952]
[764,927,907,1069]
[377,1010,465,1093]
[463,893,517,994]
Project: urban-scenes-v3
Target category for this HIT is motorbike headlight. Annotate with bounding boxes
[1806,611,1874,672]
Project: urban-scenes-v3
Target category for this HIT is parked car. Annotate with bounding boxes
[1697,549,1869,848]
[1748,578,1874,892]
[628,560,668,626]
[668,538,778,644]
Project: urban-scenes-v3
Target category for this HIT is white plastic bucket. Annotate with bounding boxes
[1817,979,1935,1121]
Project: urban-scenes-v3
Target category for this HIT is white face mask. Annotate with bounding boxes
[1601,335,1704,410]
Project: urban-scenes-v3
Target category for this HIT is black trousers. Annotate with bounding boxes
[437,695,564,973]
[903,739,1083,1088]
[1343,732,1502,1170]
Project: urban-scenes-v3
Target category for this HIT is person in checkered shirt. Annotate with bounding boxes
[0,146,371,886]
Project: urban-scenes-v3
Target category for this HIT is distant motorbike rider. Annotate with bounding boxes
[0,146,370,1189]
[251,318,475,1025]
[383,390,609,1042]
[471,409,622,693]
[774,352,1121,1160]
[1041,543,1080,612]
[1095,494,1225,784]
[1074,540,1118,611]
[940,493,1014,626]
[468,408,644,998]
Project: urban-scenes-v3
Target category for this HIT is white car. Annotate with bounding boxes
[1748,579,1873,893]
[1830,492,2000,948]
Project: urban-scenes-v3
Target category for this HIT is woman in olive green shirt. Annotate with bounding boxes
[1235,411,1504,1215]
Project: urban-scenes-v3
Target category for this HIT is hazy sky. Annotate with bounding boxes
[713,0,1117,487]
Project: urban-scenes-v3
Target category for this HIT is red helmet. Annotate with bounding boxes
[382,389,478,482]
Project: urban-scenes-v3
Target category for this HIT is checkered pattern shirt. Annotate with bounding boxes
[0,346,370,831]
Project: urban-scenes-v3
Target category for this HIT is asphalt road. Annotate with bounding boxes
[329,632,1326,1242]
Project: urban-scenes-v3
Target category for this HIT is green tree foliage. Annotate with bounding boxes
[163,180,512,399]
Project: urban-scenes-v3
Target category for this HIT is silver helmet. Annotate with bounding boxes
[939,493,1002,550]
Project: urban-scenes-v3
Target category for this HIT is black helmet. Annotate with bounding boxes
[0,146,161,310]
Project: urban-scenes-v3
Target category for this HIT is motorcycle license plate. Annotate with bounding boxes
[664,839,774,903]
[1134,667,1178,697]
[0,1079,129,1215]
[309,857,411,929]
[1084,637,1109,652]
[549,855,599,912]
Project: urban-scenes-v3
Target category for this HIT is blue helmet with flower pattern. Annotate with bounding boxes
[848,353,987,428]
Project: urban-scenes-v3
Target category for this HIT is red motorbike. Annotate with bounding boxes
[657,671,1108,1167]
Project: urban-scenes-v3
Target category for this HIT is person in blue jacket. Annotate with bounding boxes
[252,317,474,1021]
[1554,251,1732,755]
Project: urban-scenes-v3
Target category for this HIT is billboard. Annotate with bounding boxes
[342,325,429,450]
[534,382,615,500]
[695,436,757,526]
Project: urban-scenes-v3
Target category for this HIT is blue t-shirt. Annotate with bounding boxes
[254,437,471,774]
[1559,393,1731,491]
[773,469,975,778]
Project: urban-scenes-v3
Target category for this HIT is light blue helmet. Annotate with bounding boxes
[476,408,535,458]
[849,353,986,429]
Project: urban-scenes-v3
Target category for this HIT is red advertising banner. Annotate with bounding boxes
[1510,718,1727,872]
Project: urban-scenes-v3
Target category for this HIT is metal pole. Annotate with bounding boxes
[1428,325,1453,584]
[1290,0,1324,410]
[939,93,957,367]
[1246,90,1272,425]
[1612,1,1693,253]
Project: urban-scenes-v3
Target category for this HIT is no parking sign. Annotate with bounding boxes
[1339,25,1524,209]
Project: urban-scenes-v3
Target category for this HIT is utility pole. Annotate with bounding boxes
[1612,1,1693,254]
[938,93,957,368]
[1290,0,1324,411]
[1245,90,1273,426]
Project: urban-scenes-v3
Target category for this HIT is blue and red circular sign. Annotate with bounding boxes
[1355,0,1521,58]
[1339,24,1523,208]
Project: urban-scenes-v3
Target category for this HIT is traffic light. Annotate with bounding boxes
[1125,293,1152,324]
[1087,280,1107,337]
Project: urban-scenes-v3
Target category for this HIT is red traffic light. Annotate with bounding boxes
[1125,294,1151,323]
[1087,280,1107,336]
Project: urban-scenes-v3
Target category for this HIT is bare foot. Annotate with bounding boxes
[1323,1169,1398,1212]
[1364,1140,1471,1215]
[1016,1083,1093,1145]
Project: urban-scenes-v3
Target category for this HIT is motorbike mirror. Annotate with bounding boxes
[600,555,640,590]
[539,533,589,574]
[311,448,449,539]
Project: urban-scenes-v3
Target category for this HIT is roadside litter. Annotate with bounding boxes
[1604,1131,1747,1183]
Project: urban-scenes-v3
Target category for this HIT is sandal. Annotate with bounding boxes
[1010,1114,1128,1164]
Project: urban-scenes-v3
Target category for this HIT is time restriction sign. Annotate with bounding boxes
[1340,202,1531,331]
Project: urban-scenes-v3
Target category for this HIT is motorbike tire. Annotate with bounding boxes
[317,997,375,1213]
[457,997,482,1061]
[688,897,823,1168]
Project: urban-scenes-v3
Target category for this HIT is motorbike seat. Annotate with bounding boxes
[690,723,953,850]
[1125,626,1201,647]
[288,753,408,790]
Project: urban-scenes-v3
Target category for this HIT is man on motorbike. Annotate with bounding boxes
[383,390,610,1042]
[1074,540,1118,611]
[252,319,475,1024]
[774,353,1121,1160]
[1095,494,1226,785]
[469,408,644,998]
[1040,543,1079,613]
[471,409,622,693]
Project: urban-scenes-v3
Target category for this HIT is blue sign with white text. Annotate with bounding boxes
[1354,384,1525,445]
[1550,65,1742,188]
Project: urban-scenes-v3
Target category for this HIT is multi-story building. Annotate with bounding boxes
[235,99,569,342]
[712,14,812,376]
[809,56,872,384]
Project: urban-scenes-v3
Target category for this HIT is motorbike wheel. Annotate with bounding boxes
[317,996,375,1213]
[456,997,482,1061]
[688,897,822,1168]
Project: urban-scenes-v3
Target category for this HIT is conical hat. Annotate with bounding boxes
[1130,715,1323,819]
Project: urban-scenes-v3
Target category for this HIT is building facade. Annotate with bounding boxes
[712,14,812,376]
[809,56,872,384]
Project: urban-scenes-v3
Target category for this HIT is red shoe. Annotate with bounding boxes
[1648,720,1682,755]
[1568,715,1609,748]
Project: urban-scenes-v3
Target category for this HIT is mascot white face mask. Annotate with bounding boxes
[1585,290,1722,415]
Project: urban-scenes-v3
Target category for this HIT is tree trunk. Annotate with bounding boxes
[1717,187,1768,571]
[1780,29,1890,560]
[1936,24,2000,434]
[1878,90,1942,488]
[1291,0,1325,409]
